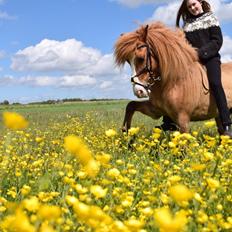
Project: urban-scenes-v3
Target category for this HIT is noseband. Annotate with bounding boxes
[131,44,161,90]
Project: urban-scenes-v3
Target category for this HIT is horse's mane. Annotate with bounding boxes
[114,22,199,83]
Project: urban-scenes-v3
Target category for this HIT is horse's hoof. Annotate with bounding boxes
[122,126,128,133]
[156,123,178,131]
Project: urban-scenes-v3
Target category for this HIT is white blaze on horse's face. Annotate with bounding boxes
[130,59,149,98]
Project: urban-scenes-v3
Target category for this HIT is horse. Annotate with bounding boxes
[114,22,232,134]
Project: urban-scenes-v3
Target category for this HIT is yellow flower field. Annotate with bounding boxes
[0,102,232,232]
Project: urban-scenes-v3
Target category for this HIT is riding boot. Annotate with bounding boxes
[156,116,178,131]
[223,125,232,138]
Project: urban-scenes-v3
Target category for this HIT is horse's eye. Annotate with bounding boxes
[135,57,144,64]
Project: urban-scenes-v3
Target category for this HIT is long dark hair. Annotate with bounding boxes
[176,0,211,27]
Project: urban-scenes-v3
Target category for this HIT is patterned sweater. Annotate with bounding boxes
[183,12,222,62]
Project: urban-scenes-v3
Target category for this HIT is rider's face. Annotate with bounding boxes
[187,0,204,16]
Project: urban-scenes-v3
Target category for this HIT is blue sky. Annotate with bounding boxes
[0,0,232,103]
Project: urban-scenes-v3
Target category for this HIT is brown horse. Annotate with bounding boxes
[114,22,232,134]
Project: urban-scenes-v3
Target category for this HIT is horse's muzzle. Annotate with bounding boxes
[133,84,149,98]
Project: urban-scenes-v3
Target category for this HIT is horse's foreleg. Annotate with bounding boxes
[122,100,160,132]
[122,101,134,132]
[176,112,190,133]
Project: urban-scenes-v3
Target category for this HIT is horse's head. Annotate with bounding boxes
[114,25,161,98]
[115,22,199,99]
[129,40,160,98]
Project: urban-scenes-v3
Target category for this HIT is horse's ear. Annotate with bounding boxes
[142,25,149,42]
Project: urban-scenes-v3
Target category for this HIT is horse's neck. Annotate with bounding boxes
[158,61,208,95]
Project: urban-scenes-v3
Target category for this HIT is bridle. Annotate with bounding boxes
[131,44,161,90]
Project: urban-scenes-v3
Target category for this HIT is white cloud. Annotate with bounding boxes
[8,75,96,88]
[100,81,113,89]
[215,1,232,22]
[18,76,57,87]
[11,39,102,73]
[0,75,14,85]
[0,50,6,59]
[221,35,232,62]
[88,54,118,76]
[146,0,232,24]
[146,1,179,26]
[59,75,96,87]
[9,38,126,92]
[111,0,172,8]
[0,11,15,20]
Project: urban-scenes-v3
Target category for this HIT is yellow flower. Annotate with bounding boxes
[168,175,182,184]
[128,127,140,136]
[154,208,188,232]
[160,193,170,204]
[168,141,176,148]
[206,178,220,190]
[7,188,17,199]
[169,184,193,203]
[191,163,206,171]
[73,201,90,220]
[204,120,216,128]
[3,112,28,130]
[65,195,79,206]
[124,218,144,231]
[90,185,107,199]
[116,159,124,165]
[96,153,111,165]
[0,206,6,212]
[64,135,92,164]
[217,204,223,211]
[35,137,43,143]
[152,132,161,140]
[21,185,31,196]
[23,197,40,212]
[76,171,87,179]
[64,135,99,178]
[39,223,55,232]
[153,127,162,133]
[121,199,133,207]
[197,210,208,224]
[112,221,129,231]
[107,168,120,179]
[38,205,61,221]
[194,193,203,203]
[140,207,153,216]
[84,159,100,178]
[89,205,113,225]
[203,152,214,161]
[105,129,117,137]
[64,135,81,154]
[0,209,35,232]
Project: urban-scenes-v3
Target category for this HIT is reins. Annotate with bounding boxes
[200,67,210,94]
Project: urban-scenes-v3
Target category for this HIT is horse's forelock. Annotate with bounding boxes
[114,32,140,67]
[114,24,151,67]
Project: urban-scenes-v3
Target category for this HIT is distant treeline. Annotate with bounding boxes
[0,98,128,105]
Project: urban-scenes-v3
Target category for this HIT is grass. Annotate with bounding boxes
[0,100,231,231]
[0,100,159,132]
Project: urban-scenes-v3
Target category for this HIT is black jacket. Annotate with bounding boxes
[183,12,222,62]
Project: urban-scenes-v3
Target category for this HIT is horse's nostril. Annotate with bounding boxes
[138,90,143,95]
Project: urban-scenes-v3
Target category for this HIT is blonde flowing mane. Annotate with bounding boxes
[114,22,199,83]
